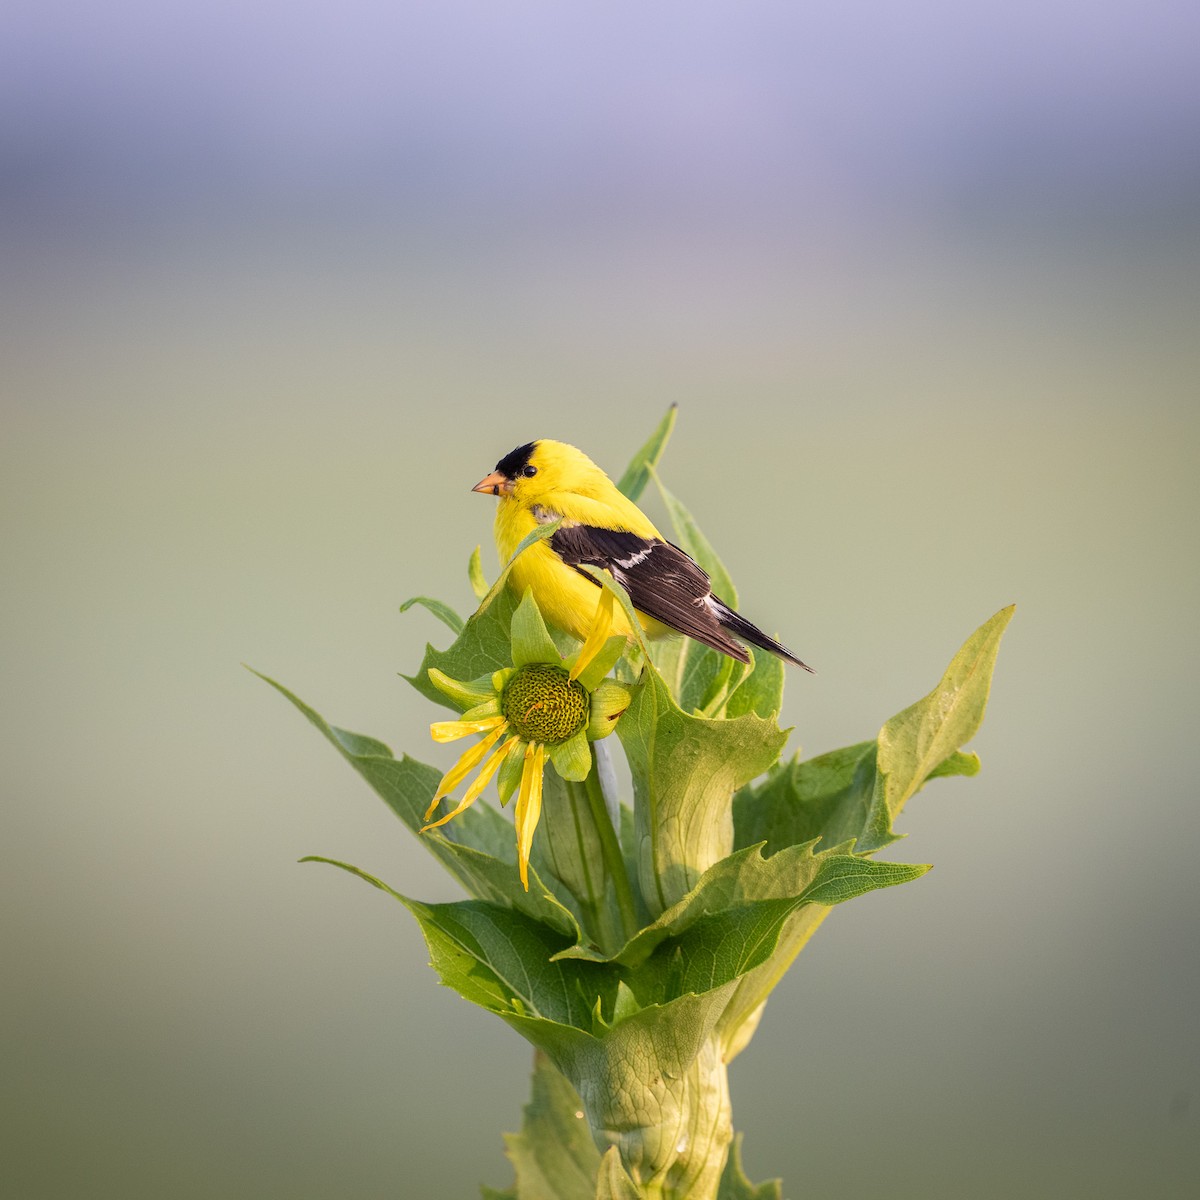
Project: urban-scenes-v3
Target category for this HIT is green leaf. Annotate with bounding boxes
[718,1134,781,1200]
[615,649,788,917]
[503,991,738,1200]
[720,607,1014,1046]
[644,466,779,719]
[651,466,737,605]
[426,666,497,711]
[546,730,591,783]
[530,762,625,955]
[676,639,732,717]
[406,587,520,710]
[404,896,618,1026]
[407,522,564,709]
[398,594,465,635]
[926,750,981,781]
[733,607,1014,857]
[254,669,580,939]
[616,404,677,502]
[724,646,786,720]
[469,544,490,600]
[699,655,751,719]
[558,841,927,968]
[510,588,562,667]
[732,743,876,856]
[573,635,627,693]
[570,573,788,922]
[594,1149,640,1200]
[646,632,689,702]
[874,604,1013,830]
[489,1052,600,1200]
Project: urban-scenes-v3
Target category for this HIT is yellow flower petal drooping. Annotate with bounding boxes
[569,586,615,683]
[422,734,519,832]
[423,721,508,819]
[430,716,505,743]
[513,741,545,891]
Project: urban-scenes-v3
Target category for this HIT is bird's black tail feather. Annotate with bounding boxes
[711,597,815,673]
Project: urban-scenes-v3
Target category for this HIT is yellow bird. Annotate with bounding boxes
[472,440,813,671]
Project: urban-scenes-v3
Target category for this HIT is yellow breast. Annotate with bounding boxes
[494,502,663,643]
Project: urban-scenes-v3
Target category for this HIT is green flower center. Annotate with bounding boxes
[502,664,589,745]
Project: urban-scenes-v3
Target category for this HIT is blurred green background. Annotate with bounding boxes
[3,3,1197,1197]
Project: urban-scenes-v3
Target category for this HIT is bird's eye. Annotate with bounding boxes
[520,465,538,478]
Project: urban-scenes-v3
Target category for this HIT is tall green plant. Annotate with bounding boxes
[258,410,1011,1198]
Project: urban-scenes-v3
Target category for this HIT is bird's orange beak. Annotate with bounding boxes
[472,471,512,497]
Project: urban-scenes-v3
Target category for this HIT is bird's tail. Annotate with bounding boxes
[711,597,815,673]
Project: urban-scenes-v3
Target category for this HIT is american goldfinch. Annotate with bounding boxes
[472,440,813,671]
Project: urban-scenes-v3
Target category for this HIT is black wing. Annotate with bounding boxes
[549,524,752,662]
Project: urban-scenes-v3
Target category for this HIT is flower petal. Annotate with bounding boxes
[424,722,508,818]
[459,697,501,722]
[569,586,615,682]
[426,667,497,710]
[421,735,519,832]
[496,736,528,807]
[587,679,632,741]
[513,742,545,891]
[571,634,628,692]
[510,589,561,667]
[547,729,591,782]
[429,715,505,743]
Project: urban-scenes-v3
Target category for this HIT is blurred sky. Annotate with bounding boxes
[3,3,1198,1198]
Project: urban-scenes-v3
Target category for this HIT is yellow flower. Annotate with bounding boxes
[421,587,631,890]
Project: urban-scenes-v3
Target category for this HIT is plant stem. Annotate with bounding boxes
[584,745,639,942]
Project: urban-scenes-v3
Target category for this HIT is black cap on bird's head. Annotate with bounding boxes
[472,441,538,497]
[495,442,537,478]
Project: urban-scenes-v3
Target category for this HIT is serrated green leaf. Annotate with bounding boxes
[732,742,877,856]
[579,555,789,922]
[382,850,754,1199]
[616,404,677,502]
[718,1134,781,1200]
[398,594,465,635]
[733,607,1013,858]
[718,904,833,1060]
[469,544,490,599]
[253,669,580,939]
[615,646,788,917]
[721,607,1013,1048]
[557,842,927,970]
[405,897,619,1025]
[489,1052,600,1200]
